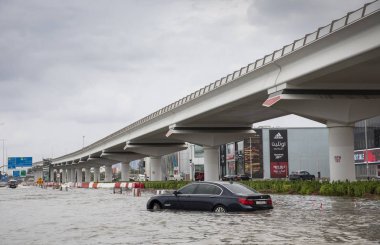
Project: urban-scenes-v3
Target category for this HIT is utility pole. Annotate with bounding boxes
[0,139,5,173]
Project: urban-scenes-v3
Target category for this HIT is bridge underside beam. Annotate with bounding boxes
[264,89,380,181]
[100,152,146,162]
[263,89,380,124]
[124,142,187,157]
[166,126,256,147]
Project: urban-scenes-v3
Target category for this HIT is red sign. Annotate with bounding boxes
[226,143,235,161]
[270,162,288,178]
[354,148,380,164]
[262,95,281,107]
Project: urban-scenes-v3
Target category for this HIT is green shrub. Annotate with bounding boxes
[143,179,380,198]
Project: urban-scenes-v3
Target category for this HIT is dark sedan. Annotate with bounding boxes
[221,175,239,181]
[146,181,273,212]
[8,180,18,188]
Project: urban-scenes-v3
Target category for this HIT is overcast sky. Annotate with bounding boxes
[0,0,370,163]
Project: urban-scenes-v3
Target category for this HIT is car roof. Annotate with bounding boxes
[194,181,240,186]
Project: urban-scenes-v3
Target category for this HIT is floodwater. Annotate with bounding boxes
[0,186,379,245]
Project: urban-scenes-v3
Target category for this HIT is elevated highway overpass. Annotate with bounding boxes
[48,1,380,182]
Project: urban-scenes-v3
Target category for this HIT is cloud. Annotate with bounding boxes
[0,0,369,162]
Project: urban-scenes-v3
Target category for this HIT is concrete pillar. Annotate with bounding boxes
[121,162,130,181]
[149,156,163,181]
[76,168,82,183]
[58,169,62,183]
[65,169,68,183]
[327,122,356,181]
[66,167,72,182]
[104,165,113,182]
[93,167,100,182]
[50,169,55,182]
[61,169,66,183]
[204,146,220,181]
[84,168,91,182]
[70,168,75,182]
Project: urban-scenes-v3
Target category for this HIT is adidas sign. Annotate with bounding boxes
[274,132,283,139]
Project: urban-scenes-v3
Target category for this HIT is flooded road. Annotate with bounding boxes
[0,186,379,244]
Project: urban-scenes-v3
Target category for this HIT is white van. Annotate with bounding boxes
[168,173,184,181]
[137,174,148,181]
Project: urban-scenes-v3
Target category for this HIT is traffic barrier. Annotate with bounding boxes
[52,181,145,190]
[156,189,169,195]
[132,188,141,197]
[113,187,122,194]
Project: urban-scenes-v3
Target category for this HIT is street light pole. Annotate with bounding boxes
[0,139,5,173]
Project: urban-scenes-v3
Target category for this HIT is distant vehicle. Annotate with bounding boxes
[194,172,204,181]
[237,174,250,181]
[146,181,273,212]
[222,174,251,181]
[222,175,239,181]
[8,180,18,188]
[137,174,148,181]
[168,173,184,181]
[289,171,315,181]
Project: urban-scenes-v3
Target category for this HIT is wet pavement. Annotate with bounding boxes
[0,186,379,244]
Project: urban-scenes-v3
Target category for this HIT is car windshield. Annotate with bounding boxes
[222,183,258,195]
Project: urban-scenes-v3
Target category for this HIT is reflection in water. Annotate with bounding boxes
[0,186,379,244]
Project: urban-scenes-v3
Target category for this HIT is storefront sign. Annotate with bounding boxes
[269,130,288,178]
[226,143,235,161]
[354,148,380,164]
[270,162,288,178]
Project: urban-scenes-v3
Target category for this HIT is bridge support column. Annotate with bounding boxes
[50,169,55,182]
[58,169,62,183]
[84,168,91,182]
[93,167,100,182]
[121,162,130,182]
[104,165,113,182]
[204,146,220,181]
[71,168,75,182]
[149,157,163,181]
[327,122,356,181]
[76,168,82,183]
[61,169,66,183]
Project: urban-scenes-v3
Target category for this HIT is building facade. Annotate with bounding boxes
[161,127,330,180]
[354,116,380,179]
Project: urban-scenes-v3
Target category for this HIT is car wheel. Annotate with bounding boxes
[213,205,227,213]
[152,202,162,210]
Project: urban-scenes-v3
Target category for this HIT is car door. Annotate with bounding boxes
[181,183,222,211]
[175,183,198,210]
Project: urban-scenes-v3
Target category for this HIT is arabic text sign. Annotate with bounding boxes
[269,130,288,178]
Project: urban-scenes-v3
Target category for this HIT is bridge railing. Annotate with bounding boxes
[52,0,379,163]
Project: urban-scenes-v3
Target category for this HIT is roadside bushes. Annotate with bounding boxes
[144,180,189,190]
[143,179,380,198]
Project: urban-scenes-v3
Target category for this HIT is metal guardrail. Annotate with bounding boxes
[53,0,380,163]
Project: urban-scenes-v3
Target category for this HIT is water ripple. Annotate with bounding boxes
[0,186,379,244]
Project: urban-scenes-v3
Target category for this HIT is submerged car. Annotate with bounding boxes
[8,180,18,188]
[146,181,273,212]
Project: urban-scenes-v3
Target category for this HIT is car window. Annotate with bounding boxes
[194,184,222,195]
[178,184,197,194]
[222,183,258,195]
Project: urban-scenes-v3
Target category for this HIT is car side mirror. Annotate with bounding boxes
[173,190,180,196]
